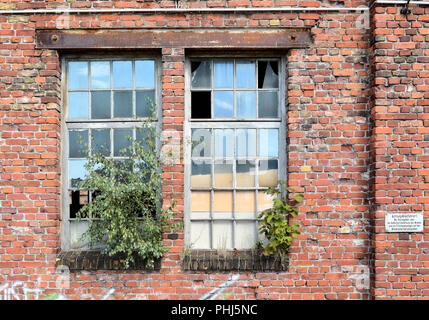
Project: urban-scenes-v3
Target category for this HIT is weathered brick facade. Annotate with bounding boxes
[0,0,427,300]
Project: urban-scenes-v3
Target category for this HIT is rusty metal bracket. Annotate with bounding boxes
[36,28,312,49]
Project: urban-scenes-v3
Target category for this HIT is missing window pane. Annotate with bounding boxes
[191,91,211,119]
[69,190,89,219]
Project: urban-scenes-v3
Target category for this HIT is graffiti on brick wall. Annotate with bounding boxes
[0,265,115,300]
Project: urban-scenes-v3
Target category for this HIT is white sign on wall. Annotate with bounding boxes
[385,213,424,233]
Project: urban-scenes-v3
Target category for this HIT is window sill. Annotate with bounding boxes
[56,250,161,271]
[182,249,289,272]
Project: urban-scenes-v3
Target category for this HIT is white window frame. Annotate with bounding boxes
[60,54,161,251]
[184,55,287,250]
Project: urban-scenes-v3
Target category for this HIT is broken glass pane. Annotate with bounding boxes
[191,61,211,88]
[258,61,279,89]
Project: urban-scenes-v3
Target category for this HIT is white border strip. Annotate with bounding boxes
[0,7,369,15]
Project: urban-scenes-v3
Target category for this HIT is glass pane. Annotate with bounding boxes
[190,221,210,249]
[68,92,88,119]
[114,91,133,118]
[214,129,233,158]
[213,221,232,249]
[259,159,278,187]
[68,61,88,90]
[258,91,278,118]
[113,61,132,88]
[191,61,211,88]
[191,191,210,212]
[236,129,256,157]
[136,90,155,117]
[258,129,278,157]
[69,130,88,158]
[69,190,89,219]
[258,191,275,212]
[191,160,211,188]
[114,129,133,156]
[213,191,233,212]
[91,91,111,119]
[70,220,89,250]
[213,91,233,118]
[191,129,211,158]
[191,91,211,119]
[214,61,233,88]
[90,61,110,89]
[236,61,255,88]
[68,160,87,188]
[214,161,233,188]
[92,129,110,156]
[135,60,155,88]
[236,191,255,213]
[235,221,256,249]
[236,91,256,118]
[258,61,279,89]
[236,160,255,187]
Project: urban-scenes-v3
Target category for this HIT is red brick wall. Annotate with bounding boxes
[0,0,427,300]
[369,3,429,299]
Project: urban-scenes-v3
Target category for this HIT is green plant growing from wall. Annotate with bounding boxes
[76,107,182,269]
[257,181,303,257]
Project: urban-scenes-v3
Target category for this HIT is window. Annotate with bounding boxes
[61,57,159,250]
[186,58,286,250]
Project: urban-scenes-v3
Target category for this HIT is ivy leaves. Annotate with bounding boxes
[257,181,303,256]
[76,118,181,269]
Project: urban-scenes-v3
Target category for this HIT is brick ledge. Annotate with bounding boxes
[182,250,289,271]
[56,250,161,271]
